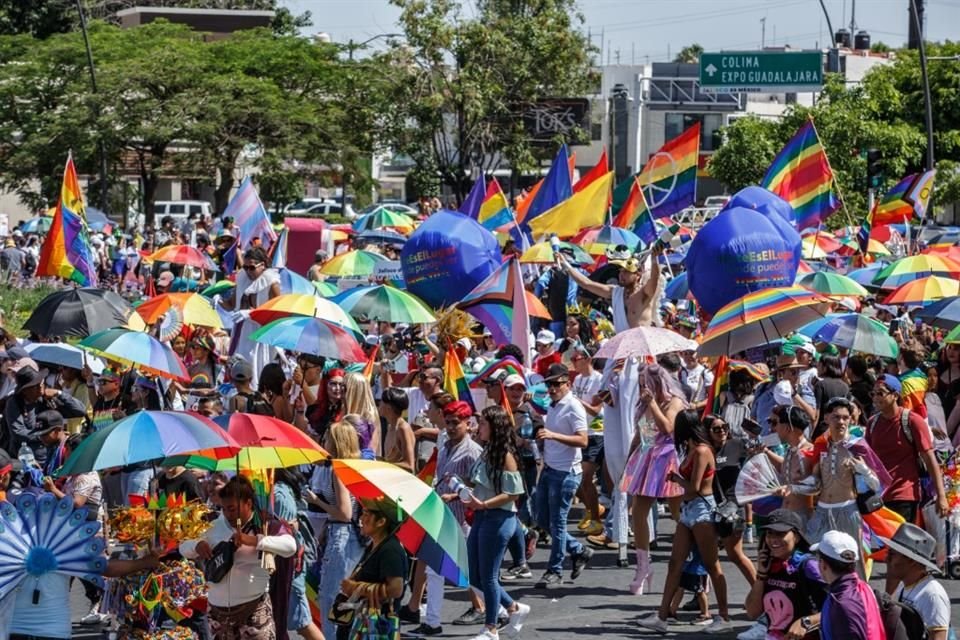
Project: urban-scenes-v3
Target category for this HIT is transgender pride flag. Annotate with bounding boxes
[223,177,276,249]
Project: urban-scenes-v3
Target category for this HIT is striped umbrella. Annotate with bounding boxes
[135,293,223,328]
[873,254,960,289]
[571,225,642,255]
[333,459,470,587]
[147,245,218,271]
[54,411,239,475]
[249,293,361,335]
[330,285,436,323]
[320,250,390,277]
[797,272,869,297]
[201,279,236,298]
[251,316,367,362]
[352,208,415,233]
[313,281,338,296]
[806,313,899,358]
[914,297,960,330]
[883,275,960,305]
[698,286,829,357]
[79,328,189,381]
[277,268,318,295]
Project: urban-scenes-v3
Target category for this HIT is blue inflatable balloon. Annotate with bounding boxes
[687,200,801,316]
[401,210,502,309]
[723,185,796,226]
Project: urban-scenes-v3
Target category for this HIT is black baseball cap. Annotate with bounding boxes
[764,509,807,542]
[544,363,570,382]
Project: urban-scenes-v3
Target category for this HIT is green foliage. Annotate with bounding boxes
[707,116,780,191]
[673,43,703,64]
[0,283,60,337]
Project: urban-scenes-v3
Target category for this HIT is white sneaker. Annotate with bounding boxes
[637,613,668,633]
[503,602,530,638]
[737,620,769,640]
[468,629,499,640]
[80,605,107,625]
[703,616,731,635]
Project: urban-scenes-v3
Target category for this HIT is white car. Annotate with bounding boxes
[284,198,329,215]
[360,202,418,216]
[300,201,357,219]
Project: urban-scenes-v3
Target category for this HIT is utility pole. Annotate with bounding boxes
[909,0,935,171]
[760,17,766,48]
[76,0,110,224]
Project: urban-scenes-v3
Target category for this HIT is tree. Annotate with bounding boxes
[385,0,596,199]
[705,116,780,191]
[673,43,703,64]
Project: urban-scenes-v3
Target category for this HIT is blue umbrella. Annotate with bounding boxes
[357,229,407,246]
[86,207,114,232]
[808,313,899,358]
[914,296,960,330]
[21,216,52,234]
[846,263,891,287]
[277,268,316,295]
[664,272,689,300]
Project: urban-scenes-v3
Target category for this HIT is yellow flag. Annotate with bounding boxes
[528,171,613,237]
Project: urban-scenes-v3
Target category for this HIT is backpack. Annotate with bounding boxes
[874,587,929,640]
[237,390,274,416]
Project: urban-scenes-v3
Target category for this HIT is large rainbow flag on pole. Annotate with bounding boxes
[443,345,476,412]
[636,122,699,219]
[761,118,840,231]
[37,154,97,285]
[857,171,936,253]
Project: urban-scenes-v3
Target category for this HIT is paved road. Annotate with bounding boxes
[68,510,960,639]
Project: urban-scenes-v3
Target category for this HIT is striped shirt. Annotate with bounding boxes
[434,436,482,525]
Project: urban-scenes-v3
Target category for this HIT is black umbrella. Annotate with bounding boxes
[23,288,134,338]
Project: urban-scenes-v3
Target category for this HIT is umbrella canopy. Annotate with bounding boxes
[922,245,960,262]
[135,293,222,328]
[796,260,816,276]
[807,313,899,358]
[873,254,960,288]
[333,459,469,587]
[883,275,960,305]
[664,272,690,300]
[277,268,317,295]
[595,326,699,361]
[320,250,390,277]
[23,288,133,338]
[353,208,415,233]
[797,272,869,297]
[21,216,53,234]
[330,285,436,324]
[24,343,105,375]
[55,411,239,476]
[698,286,829,357]
[801,234,842,257]
[914,296,960,330]
[941,323,960,345]
[571,225,642,255]
[251,316,367,362]
[520,240,593,266]
[357,229,408,246]
[167,413,328,470]
[200,280,235,298]
[147,245,219,271]
[313,281,338,296]
[867,239,891,256]
[846,264,889,287]
[79,328,190,381]
[249,293,361,335]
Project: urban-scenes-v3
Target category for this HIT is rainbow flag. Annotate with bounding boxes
[702,356,729,418]
[443,346,476,411]
[362,344,379,381]
[636,122,699,219]
[417,448,438,485]
[899,368,928,419]
[37,154,97,285]
[762,119,840,230]
[857,172,937,252]
[457,257,531,362]
[468,356,525,388]
[478,179,515,231]
[499,381,514,425]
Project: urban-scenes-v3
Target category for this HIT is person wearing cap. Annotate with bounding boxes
[558,244,663,330]
[533,363,593,589]
[0,447,22,501]
[155,269,175,294]
[744,508,827,640]
[812,530,886,640]
[885,523,951,639]
[90,368,133,433]
[2,365,85,469]
[307,249,329,282]
[532,329,561,377]
[771,353,818,424]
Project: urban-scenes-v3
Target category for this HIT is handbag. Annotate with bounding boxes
[348,605,400,640]
[855,473,884,514]
[329,591,363,626]
[712,499,743,537]
[204,539,236,584]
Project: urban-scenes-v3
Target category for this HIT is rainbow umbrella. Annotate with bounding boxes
[520,240,593,266]
[873,254,960,289]
[251,316,367,362]
[79,328,189,381]
[866,239,891,256]
[801,234,842,258]
[572,225,642,255]
[167,413,328,471]
[940,323,960,345]
[805,313,899,358]
[249,293,361,335]
[277,268,318,295]
[796,260,816,276]
[883,275,960,305]
[147,245,219,271]
[330,285,436,323]
[333,459,469,587]
[135,292,223,328]
[320,250,390,277]
[54,411,239,476]
[201,279,236,298]
[846,263,889,287]
[352,208,415,233]
[797,272,869,297]
[313,281,338,296]
[698,286,829,357]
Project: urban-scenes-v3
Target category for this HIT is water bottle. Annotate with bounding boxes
[18,442,36,469]
[449,476,473,503]
[518,413,534,440]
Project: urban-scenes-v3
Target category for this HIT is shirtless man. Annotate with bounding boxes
[559,247,662,330]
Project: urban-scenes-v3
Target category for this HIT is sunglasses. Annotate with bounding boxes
[546,380,567,388]
[242,262,263,271]
[710,425,729,434]
[870,388,891,397]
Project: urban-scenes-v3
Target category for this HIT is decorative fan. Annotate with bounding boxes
[0,494,107,601]
[735,455,786,505]
[157,307,184,342]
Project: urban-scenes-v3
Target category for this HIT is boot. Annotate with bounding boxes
[628,549,653,595]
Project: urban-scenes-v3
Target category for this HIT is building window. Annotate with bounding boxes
[664,113,723,151]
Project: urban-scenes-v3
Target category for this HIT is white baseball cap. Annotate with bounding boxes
[503,374,527,389]
[535,329,556,345]
[773,380,794,406]
[811,530,859,563]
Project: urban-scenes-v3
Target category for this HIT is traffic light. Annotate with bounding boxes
[866,148,882,189]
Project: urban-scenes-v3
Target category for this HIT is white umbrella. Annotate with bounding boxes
[25,343,105,374]
[595,326,699,360]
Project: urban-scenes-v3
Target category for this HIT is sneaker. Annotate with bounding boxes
[502,565,533,580]
[467,629,498,640]
[703,616,731,635]
[80,605,107,626]
[453,607,486,626]
[692,616,715,626]
[636,613,668,633]
[571,547,594,580]
[503,602,530,639]
[497,612,509,629]
[582,520,604,536]
[524,529,538,561]
[737,620,769,640]
[411,623,443,636]
[534,571,562,589]
[398,605,421,625]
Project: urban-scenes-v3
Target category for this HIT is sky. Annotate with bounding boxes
[281,0,960,62]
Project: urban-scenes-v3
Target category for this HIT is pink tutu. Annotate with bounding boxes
[621,433,683,498]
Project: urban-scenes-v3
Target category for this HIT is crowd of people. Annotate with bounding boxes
[0,207,955,640]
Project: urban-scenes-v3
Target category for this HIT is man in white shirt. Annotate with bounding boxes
[679,349,713,411]
[884,523,951,640]
[182,476,296,638]
[534,363,593,589]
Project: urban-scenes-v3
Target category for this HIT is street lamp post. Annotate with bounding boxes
[909,0,935,172]
[341,33,402,216]
[76,0,111,223]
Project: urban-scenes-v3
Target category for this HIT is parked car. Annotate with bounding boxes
[150,200,212,229]
[299,201,357,219]
[360,202,418,216]
[284,198,329,215]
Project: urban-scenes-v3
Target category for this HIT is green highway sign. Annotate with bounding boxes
[699,51,823,93]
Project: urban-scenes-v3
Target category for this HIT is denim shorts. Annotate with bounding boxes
[679,495,716,528]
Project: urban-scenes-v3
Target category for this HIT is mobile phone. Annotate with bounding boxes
[889,319,901,336]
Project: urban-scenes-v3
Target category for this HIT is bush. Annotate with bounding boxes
[0,283,61,337]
